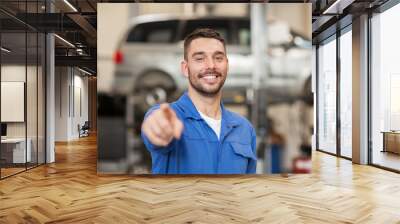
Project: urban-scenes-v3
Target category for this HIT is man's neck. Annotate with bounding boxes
[188,88,222,120]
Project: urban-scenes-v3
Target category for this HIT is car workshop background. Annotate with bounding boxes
[97,3,313,174]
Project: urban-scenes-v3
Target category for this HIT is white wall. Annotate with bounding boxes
[71,73,89,138]
[1,83,24,123]
[55,67,89,141]
[55,67,68,141]
[1,65,29,137]
[1,64,46,163]
[98,3,131,93]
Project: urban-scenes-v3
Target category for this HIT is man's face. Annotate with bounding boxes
[181,38,229,96]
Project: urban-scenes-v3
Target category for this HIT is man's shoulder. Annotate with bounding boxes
[225,109,254,130]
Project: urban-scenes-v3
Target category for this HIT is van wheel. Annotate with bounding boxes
[134,72,177,113]
[144,86,168,106]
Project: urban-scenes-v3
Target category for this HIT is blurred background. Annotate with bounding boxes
[97,3,313,174]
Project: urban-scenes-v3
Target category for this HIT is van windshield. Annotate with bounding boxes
[126,20,179,43]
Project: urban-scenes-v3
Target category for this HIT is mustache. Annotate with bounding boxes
[198,70,222,78]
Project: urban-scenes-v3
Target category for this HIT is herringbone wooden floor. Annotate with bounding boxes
[1,134,400,223]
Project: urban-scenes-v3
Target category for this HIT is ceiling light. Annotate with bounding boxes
[323,1,340,14]
[54,34,75,48]
[323,0,354,15]
[63,0,78,12]
[1,47,11,53]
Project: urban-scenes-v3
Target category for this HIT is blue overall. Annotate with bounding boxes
[141,92,257,174]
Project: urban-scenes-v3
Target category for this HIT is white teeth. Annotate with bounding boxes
[203,76,216,80]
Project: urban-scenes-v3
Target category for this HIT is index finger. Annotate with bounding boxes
[160,103,173,121]
[160,103,183,139]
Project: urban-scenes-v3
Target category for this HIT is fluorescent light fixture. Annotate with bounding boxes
[323,0,342,14]
[1,47,11,53]
[323,0,354,15]
[63,0,78,12]
[54,34,75,48]
[78,67,93,76]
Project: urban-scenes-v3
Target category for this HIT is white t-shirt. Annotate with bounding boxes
[198,110,222,140]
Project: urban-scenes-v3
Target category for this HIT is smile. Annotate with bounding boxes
[202,75,217,80]
[200,73,221,79]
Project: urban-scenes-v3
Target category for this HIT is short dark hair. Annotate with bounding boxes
[183,28,226,60]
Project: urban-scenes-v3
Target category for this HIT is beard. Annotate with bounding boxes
[187,67,227,97]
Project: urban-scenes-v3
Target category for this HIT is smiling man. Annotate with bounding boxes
[141,28,257,174]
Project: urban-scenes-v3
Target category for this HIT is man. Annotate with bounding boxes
[141,28,257,174]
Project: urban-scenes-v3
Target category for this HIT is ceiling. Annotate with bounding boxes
[1,0,98,74]
[311,0,390,43]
